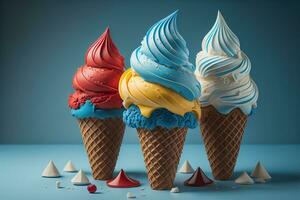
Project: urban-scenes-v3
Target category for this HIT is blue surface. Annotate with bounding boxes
[0,0,300,144]
[0,144,299,200]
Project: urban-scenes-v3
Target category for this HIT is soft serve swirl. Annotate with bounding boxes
[195,11,258,115]
[130,10,200,101]
[119,11,201,120]
[69,28,125,110]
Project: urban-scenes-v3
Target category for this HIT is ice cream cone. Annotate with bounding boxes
[137,127,187,190]
[200,106,247,180]
[118,11,200,190]
[77,117,125,180]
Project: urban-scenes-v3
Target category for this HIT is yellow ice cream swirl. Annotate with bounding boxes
[119,68,201,119]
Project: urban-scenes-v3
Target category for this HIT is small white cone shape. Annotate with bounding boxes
[170,187,180,193]
[63,160,77,172]
[178,160,194,173]
[71,170,90,185]
[42,160,61,177]
[235,172,254,185]
[251,161,271,180]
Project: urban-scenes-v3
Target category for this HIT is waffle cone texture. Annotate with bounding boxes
[137,127,187,190]
[200,106,247,180]
[77,118,125,180]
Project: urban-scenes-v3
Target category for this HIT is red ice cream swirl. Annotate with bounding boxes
[69,28,125,110]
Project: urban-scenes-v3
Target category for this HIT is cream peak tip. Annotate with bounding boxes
[173,9,179,15]
[216,10,226,23]
[168,10,179,18]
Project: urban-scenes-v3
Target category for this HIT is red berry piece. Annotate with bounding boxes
[87,184,97,193]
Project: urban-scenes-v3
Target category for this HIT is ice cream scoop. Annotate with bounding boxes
[119,10,200,123]
[195,11,258,115]
[119,69,200,119]
[130,10,200,101]
[69,28,125,115]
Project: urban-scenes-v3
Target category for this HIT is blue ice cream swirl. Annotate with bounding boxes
[195,11,258,115]
[130,10,200,101]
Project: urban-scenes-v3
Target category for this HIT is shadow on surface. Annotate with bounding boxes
[173,170,300,193]
[233,170,300,184]
[87,169,300,193]
[175,181,244,193]
[89,192,102,194]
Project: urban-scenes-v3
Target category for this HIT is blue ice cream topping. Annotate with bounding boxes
[71,100,123,119]
[123,104,198,129]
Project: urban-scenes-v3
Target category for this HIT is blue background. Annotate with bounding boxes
[0,0,299,144]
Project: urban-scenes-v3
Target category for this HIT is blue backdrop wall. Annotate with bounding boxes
[0,0,299,144]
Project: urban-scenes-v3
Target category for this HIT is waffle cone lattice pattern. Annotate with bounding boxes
[77,118,125,180]
[200,106,247,180]
[137,127,187,190]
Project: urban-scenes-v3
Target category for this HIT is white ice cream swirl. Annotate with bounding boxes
[195,11,258,115]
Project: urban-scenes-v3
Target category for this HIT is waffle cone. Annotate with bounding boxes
[137,127,187,190]
[77,118,125,180]
[200,106,247,180]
